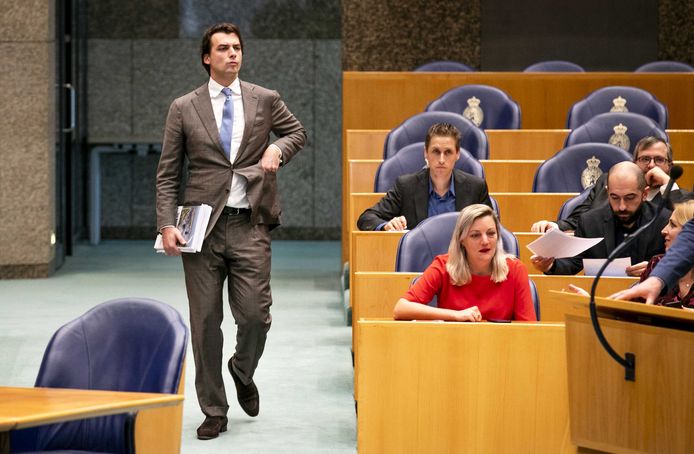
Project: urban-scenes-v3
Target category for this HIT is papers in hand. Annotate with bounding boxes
[526,228,603,259]
[154,204,212,253]
[583,258,631,277]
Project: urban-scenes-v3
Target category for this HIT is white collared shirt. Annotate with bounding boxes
[647,181,679,201]
[208,77,249,208]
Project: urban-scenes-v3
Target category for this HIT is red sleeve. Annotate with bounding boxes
[403,255,447,304]
[510,259,537,321]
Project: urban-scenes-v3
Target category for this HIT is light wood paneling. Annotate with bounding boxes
[487,129,569,159]
[343,72,694,130]
[357,320,574,453]
[547,292,694,453]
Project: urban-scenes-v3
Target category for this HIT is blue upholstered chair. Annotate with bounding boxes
[532,143,632,193]
[564,112,668,156]
[523,60,584,72]
[395,212,519,273]
[374,141,484,192]
[567,86,668,129]
[414,60,474,72]
[425,84,521,129]
[557,186,593,221]
[529,279,541,320]
[383,111,488,160]
[635,60,694,72]
[10,298,188,454]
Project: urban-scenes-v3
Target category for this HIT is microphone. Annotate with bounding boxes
[588,165,683,381]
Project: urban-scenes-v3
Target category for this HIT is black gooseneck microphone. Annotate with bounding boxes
[588,165,683,381]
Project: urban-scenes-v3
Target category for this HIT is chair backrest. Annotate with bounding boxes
[425,84,521,129]
[11,298,188,453]
[395,212,518,273]
[523,60,584,72]
[567,86,668,129]
[529,279,541,321]
[374,142,484,192]
[564,112,668,156]
[414,60,474,72]
[557,186,593,220]
[532,143,632,192]
[635,60,694,72]
[383,111,488,160]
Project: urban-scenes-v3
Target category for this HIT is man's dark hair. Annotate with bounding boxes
[632,136,673,163]
[200,23,244,76]
[424,123,461,150]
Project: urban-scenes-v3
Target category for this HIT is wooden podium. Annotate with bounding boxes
[549,291,694,453]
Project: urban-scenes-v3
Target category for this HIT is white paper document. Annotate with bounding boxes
[154,204,212,253]
[583,257,632,277]
[526,228,603,259]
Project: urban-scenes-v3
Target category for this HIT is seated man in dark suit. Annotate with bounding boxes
[530,162,670,277]
[531,136,688,233]
[357,123,492,231]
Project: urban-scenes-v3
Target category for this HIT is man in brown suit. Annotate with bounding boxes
[156,23,307,440]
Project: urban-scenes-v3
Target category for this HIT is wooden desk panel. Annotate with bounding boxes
[357,321,573,453]
[344,72,694,130]
[348,159,542,193]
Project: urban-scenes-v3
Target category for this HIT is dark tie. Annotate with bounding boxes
[220,87,234,160]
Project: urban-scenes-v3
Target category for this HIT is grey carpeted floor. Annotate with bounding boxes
[0,240,356,453]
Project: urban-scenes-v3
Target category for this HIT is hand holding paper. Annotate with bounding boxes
[526,228,603,259]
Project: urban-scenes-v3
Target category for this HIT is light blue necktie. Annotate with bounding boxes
[220,87,234,160]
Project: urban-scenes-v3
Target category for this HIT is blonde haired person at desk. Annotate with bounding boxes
[393,204,537,322]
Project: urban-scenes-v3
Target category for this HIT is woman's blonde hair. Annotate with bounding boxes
[446,204,509,285]
[672,200,694,227]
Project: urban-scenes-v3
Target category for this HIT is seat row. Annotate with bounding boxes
[414,59,694,73]
[409,84,669,133]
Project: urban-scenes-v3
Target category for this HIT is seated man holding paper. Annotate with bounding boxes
[357,123,492,231]
[531,136,689,233]
[530,162,670,277]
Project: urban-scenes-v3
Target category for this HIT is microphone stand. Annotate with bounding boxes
[588,166,682,382]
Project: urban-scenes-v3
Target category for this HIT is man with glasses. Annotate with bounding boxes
[531,136,688,234]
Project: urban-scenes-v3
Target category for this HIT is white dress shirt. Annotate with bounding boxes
[208,77,249,208]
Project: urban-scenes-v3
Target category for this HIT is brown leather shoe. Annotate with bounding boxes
[197,416,228,440]
[228,357,259,417]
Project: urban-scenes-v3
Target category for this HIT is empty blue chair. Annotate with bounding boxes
[414,60,474,72]
[425,84,521,129]
[529,279,541,320]
[564,112,668,156]
[635,61,694,72]
[567,86,668,129]
[374,142,484,192]
[395,212,519,273]
[383,111,488,160]
[523,60,584,72]
[532,143,632,192]
[11,298,188,453]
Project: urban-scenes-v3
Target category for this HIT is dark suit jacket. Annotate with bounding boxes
[156,81,307,234]
[558,172,690,231]
[356,168,492,231]
[549,201,670,275]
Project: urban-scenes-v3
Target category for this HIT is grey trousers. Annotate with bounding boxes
[182,212,272,418]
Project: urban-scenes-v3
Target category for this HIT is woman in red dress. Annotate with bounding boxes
[393,204,537,322]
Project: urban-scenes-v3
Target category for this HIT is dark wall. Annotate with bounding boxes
[481,0,657,70]
[342,0,694,71]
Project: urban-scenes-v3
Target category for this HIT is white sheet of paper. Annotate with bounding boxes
[583,257,632,277]
[526,228,603,259]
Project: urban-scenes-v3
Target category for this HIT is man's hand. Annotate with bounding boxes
[261,145,282,173]
[383,216,407,231]
[610,276,664,305]
[456,305,482,322]
[531,220,559,233]
[645,166,670,190]
[162,226,186,256]
[530,254,555,273]
[626,260,648,277]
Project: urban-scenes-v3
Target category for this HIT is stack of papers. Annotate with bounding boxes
[154,204,213,253]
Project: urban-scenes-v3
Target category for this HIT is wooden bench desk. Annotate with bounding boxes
[357,320,574,453]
